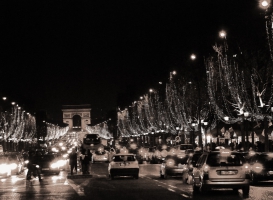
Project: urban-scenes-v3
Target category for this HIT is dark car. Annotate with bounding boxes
[36,153,61,175]
[160,154,189,178]
[192,149,250,196]
[249,152,273,184]
[83,134,101,147]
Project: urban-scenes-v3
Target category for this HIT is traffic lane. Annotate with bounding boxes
[0,170,80,200]
[81,175,187,200]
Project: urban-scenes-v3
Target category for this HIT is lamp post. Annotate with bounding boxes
[243,112,250,151]
[190,122,196,147]
[260,0,273,61]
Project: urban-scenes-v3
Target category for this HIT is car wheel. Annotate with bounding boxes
[232,188,239,193]
[242,186,250,196]
[134,174,139,179]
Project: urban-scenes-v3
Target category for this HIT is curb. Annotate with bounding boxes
[67,174,93,179]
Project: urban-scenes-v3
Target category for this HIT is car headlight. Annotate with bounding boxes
[24,160,29,164]
[10,163,18,170]
[0,164,9,172]
[57,160,66,167]
[50,163,59,169]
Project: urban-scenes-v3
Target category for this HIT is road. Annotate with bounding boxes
[0,163,272,199]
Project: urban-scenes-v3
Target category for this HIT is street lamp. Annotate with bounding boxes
[219,30,226,39]
[260,0,270,8]
[190,54,196,60]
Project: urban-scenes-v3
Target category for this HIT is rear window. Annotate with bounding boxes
[113,155,135,162]
[86,134,99,138]
[207,153,244,166]
[165,155,189,165]
[95,151,106,155]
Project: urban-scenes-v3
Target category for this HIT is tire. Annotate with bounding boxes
[134,174,139,179]
[242,185,250,196]
[232,188,239,193]
[160,174,164,179]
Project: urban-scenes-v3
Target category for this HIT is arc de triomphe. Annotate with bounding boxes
[62,104,91,131]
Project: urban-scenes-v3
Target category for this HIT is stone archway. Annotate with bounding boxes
[62,104,91,131]
[73,115,81,128]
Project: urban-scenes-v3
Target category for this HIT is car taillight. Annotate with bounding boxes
[10,163,17,170]
[166,159,175,167]
[243,164,250,174]
[252,163,263,173]
[203,164,210,173]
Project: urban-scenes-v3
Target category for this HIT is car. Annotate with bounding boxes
[108,153,139,179]
[192,149,250,196]
[36,153,61,175]
[160,154,189,179]
[92,147,110,163]
[249,152,273,185]
[83,134,101,147]
[6,152,24,175]
[182,151,203,183]
[175,144,194,156]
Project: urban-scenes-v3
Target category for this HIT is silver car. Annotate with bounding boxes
[192,149,250,196]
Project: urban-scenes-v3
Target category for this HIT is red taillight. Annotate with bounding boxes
[166,159,175,167]
[203,164,210,173]
[243,164,250,174]
[252,163,263,173]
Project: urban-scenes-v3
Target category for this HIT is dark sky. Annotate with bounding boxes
[0,0,267,121]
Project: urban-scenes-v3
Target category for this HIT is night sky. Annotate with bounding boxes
[0,0,267,122]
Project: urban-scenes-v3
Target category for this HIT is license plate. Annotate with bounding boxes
[221,171,236,175]
[42,168,49,170]
[90,144,94,146]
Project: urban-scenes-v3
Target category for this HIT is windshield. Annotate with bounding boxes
[207,153,244,166]
[95,151,106,155]
[165,155,189,165]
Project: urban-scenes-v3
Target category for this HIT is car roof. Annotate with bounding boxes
[114,153,135,156]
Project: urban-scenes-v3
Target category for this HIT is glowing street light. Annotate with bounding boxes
[219,30,226,39]
[190,54,196,60]
[261,0,269,8]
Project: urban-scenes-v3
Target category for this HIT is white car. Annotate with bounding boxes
[108,153,139,179]
[92,149,109,163]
